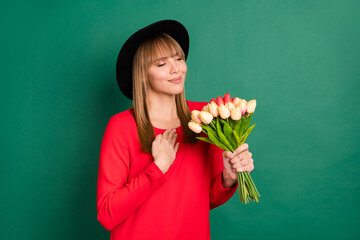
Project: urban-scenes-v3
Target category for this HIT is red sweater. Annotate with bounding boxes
[97,100,237,240]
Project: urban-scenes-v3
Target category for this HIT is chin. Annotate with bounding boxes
[172,86,185,95]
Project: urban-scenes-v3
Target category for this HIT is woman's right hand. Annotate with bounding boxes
[152,129,180,173]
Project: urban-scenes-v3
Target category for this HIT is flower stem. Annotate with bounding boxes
[210,121,216,130]
[237,171,260,203]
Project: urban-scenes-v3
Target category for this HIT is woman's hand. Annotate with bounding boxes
[222,143,254,188]
[152,129,180,173]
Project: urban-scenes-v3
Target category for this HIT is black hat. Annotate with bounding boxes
[116,20,189,100]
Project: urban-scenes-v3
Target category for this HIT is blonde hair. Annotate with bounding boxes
[132,33,197,153]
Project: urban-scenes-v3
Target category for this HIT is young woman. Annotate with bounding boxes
[97,20,254,240]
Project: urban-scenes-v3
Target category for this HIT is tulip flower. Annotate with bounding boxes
[187,95,259,204]
[232,97,241,106]
[246,100,256,113]
[216,96,224,106]
[202,103,210,112]
[188,121,202,133]
[224,93,231,104]
[199,111,213,124]
[218,104,231,119]
[208,102,219,117]
[225,102,235,112]
[239,99,247,115]
[230,106,242,120]
[191,110,202,124]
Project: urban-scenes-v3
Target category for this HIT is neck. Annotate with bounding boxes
[146,93,180,128]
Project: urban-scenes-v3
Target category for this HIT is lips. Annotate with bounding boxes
[168,76,182,83]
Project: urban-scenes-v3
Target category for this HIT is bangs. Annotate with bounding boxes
[140,33,185,67]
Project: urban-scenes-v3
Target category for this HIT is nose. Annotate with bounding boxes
[169,59,180,74]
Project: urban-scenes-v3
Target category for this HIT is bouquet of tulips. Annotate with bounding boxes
[188,93,260,203]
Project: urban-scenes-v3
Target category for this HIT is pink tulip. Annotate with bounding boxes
[199,111,213,124]
[216,96,224,106]
[191,110,202,124]
[224,93,231,104]
[230,106,242,120]
[210,98,216,104]
[225,102,235,112]
[202,103,210,112]
[218,104,231,119]
[232,97,241,106]
[246,99,257,113]
[208,102,219,117]
[188,121,202,133]
[239,99,247,115]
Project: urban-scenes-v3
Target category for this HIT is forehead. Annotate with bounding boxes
[144,36,184,65]
[151,45,179,63]
[153,44,177,57]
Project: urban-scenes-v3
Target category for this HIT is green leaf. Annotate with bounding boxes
[241,123,256,143]
[244,113,253,132]
[234,118,242,136]
[221,119,237,150]
[238,113,252,136]
[196,137,214,144]
[207,131,230,151]
[237,116,248,136]
[216,118,234,152]
[200,127,207,134]
[202,124,219,139]
[233,130,241,146]
[229,118,236,129]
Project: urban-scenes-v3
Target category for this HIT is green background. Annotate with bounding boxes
[1,0,359,239]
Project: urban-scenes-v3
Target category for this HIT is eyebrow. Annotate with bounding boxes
[153,52,179,63]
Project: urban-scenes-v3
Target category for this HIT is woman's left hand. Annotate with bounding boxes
[222,143,254,188]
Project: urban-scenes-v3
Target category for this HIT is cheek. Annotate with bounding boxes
[181,63,188,73]
[147,69,167,82]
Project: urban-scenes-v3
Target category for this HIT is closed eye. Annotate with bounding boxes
[174,55,183,61]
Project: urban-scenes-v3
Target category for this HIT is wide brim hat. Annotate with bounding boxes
[116,19,189,100]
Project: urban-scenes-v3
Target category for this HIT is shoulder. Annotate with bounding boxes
[186,100,209,112]
[105,108,137,137]
[109,108,135,124]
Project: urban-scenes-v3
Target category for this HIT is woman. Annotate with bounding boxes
[97,20,254,240]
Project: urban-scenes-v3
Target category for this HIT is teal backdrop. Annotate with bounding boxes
[1,0,359,239]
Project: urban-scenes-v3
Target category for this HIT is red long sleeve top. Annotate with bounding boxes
[96,100,237,240]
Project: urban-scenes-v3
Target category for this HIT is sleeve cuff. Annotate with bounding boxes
[220,173,238,191]
[146,162,167,183]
